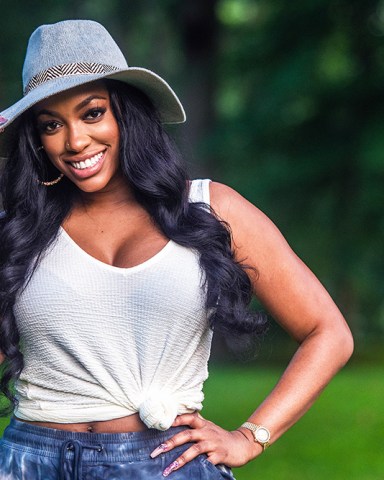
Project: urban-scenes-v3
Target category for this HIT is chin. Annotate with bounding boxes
[75,178,112,193]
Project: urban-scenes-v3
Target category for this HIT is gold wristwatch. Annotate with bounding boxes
[240,422,271,451]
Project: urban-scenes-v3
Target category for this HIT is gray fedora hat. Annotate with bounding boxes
[0,19,186,157]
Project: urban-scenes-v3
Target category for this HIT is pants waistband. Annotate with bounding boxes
[4,418,190,480]
[4,418,185,461]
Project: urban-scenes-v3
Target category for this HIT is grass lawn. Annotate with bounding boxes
[203,363,383,480]
[0,364,382,479]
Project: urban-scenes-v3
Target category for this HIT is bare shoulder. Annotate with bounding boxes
[209,180,297,290]
[210,181,274,225]
[209,181,247,215]
[209,181,288,254]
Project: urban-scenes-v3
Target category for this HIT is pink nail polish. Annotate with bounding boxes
[163,460,179,477]
[150,443,168,458]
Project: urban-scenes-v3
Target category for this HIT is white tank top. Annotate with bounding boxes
[13,179,212,430]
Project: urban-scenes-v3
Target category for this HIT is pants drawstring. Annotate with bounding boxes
[59,439,104,480]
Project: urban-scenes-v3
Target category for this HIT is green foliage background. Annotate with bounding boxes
[1,0,383,346]
[0,1,383,478]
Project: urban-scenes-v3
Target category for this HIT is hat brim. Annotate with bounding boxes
[0,67,186,158]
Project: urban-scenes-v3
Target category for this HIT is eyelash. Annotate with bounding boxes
[38,107,107,134]
[84,107,106,120]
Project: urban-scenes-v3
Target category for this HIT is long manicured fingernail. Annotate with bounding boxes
[150,443,168,458]
[163,461,179,477]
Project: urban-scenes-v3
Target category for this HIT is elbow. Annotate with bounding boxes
[333,322,354,368]
[344,330,354,365]
[309,317,354,370]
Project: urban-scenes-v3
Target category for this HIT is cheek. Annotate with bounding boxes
[41,140,62,166]
[100,120,120,147]
[99,111,120,143]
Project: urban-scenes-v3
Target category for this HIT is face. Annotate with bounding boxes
[34,82,121,194]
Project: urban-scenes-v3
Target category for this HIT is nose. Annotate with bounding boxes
[65,126,91,153]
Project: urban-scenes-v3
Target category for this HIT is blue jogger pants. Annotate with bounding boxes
[0,418,235,479]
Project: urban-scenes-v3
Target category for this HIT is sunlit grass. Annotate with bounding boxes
[0,365,381,479]
[203,364,383,480]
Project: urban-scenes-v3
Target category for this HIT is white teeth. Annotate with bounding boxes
[71,152,104,170]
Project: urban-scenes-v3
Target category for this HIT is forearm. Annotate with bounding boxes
[239,325,353,455]
[164,325,354,471]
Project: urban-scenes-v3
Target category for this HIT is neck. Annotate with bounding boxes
[78,175,136,213]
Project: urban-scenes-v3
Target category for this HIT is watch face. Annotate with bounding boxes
[256,427,270,443]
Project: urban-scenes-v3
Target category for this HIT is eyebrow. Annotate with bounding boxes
[35,95,108,118]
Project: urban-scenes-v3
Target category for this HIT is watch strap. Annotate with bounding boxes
[240,422,271,451]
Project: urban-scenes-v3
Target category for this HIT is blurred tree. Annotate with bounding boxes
[171,1,219,173]
[211,0,384,341]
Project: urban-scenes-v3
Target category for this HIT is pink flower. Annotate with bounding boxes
[0,116,8,125]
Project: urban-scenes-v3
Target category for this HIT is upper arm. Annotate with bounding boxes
[210,182,350,343]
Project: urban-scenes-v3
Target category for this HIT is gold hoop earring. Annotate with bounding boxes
[35,145,64,186]
[38,173,64,187]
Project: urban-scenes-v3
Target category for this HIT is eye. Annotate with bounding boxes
[38,120,61,134]
[84,107,106,121]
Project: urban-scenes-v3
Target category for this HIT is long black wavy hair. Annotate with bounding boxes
[0,79,267,414]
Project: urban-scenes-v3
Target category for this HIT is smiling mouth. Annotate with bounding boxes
[69,151,104,170]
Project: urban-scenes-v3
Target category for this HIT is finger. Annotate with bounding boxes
[150,443,169,458]
[150,427,198,458]
[172,411,205,428]
[162,443,208,477]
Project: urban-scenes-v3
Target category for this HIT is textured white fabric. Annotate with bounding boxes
[14,179,212,430]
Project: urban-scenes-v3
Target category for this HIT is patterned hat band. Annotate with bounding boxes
[24,62,121,95]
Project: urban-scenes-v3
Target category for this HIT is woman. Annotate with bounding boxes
[0,20,353,479]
